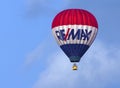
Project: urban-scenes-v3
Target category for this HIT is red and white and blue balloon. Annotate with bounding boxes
[51,9,98,62]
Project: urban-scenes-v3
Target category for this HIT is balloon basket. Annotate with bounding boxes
[72,63,78,70]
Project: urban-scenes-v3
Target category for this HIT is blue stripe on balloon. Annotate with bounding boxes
[60,44,89,62]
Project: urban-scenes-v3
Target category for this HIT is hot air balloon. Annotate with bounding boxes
[51,9,98,70]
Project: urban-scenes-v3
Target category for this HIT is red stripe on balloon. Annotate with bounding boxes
[52,9,98,29]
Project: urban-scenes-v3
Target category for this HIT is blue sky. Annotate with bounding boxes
[0,0,120,88]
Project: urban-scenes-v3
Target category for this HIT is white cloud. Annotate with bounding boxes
[24,0,72,17]
[23,40,46,68]
[32,52,78,88]
[23,36,57,69]
[32,40,120,88]
[25,0,120,16]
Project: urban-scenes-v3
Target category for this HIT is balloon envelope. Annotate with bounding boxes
[51,9,98,62]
